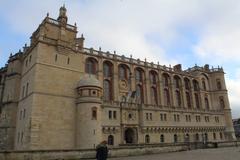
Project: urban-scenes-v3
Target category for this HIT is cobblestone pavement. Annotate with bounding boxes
[110,147,240,160]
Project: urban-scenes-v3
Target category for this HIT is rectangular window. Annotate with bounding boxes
[17,132,20,143]
[160,113,163,121]
[23,109,26,119]
[22,86,25,98]
[150,113,152,120]
[21,132,23,143]
[109,110,112,119]
[26,83,29,96]
[113,111,117,119]
[146,113,149,120]
[164,114,167,121]
[177,115,180,122]
[92,109,97,120]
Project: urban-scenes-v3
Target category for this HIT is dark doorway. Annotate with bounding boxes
[125,128,135,144]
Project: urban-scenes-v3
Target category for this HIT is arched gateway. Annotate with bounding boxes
[124,128,137,144]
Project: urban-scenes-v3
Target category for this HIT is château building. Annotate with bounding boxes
[0,6,236,150]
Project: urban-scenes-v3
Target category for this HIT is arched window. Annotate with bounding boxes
[184,78,191,90]
[186,92,191,108]
[85,57,97,74]
[195,93,200,109]
[202,79,206,90]
[108,135,114,145]
[174,134,178,143]
[160,134,164,143]
[164,89,170,106]
[216,79,222,90]
[205,97,210,110]
[103,80,112,101]
[150,71,157,84]
[151,87,158,105]
[185,134,190,142]
[163,73,170,87]
[145,135,150,144]
[220,132,223,139]
[213,132,216,140]
[136,85,144,103]
[135,69,143,82]
[193,80,199,91]
[204,133,208,142]
[174,76,181,89]
[219,97,225,109]
[103,61,112,77]
[92,107,97,120]
[175,90,181,107]
[195,133,199,141]
[119,65,127,80]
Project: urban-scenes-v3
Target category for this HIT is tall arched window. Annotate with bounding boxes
[150,71,157,84]
[151,87,158,105]
[193,80,199,91]
[145,135,150,143]
[163,73,170,87]
[174,134,178,143]
[174,76,181,89]
[135,69,143,82]
[164,89,170,106]
[136,85,144,103]
[195,93,200,109]
[219,97,225,110]
[103,80,111,101]
[202,79,206,90]
[184,78,191,90]
[108,135,114,145]
[186,92,191,108]
[176,90,181,107]
[119,64,129,80]
[85,57,97,74]
[160,134,164,143]
[205,97,210,110]
[103,61,112,77]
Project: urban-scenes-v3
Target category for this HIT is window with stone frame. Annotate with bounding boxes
[85,57,97,74]
[145,135,150,143]
[164,88,170,106]
[108,135,114,145]
[92,107,97,120]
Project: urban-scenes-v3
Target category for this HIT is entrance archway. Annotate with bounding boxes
[124,128,135,144]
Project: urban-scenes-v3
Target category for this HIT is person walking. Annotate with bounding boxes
[96,140,108,160]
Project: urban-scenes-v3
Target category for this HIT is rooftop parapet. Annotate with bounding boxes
[185,64,224,73]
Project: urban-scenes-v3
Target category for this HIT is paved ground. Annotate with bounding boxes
[110,147,240,160]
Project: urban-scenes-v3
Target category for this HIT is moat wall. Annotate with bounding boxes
[0,141,239,160]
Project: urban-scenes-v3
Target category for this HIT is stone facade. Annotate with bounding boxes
[0,6,236,150]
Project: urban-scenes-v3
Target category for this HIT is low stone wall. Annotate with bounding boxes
[0,141,239,160]
[0,144,188,160]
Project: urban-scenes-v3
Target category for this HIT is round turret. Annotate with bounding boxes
[77,74,101,88]
[76,75,102,103]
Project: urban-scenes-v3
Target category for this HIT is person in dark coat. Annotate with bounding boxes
[96,140,108,160]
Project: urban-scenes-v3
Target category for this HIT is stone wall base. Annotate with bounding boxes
[0,141,240,160]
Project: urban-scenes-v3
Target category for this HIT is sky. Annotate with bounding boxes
[0,0,240,118]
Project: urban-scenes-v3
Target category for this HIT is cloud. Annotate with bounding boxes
[1,0,240,117]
